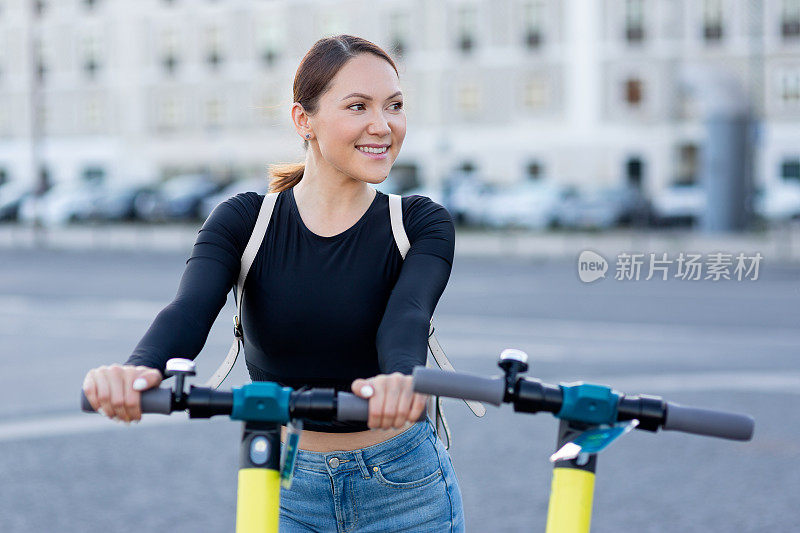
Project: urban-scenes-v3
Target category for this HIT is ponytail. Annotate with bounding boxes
[268,162,305,193]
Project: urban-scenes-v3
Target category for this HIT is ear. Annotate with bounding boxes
[291,102,313,140]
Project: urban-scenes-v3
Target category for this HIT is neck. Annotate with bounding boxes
[293,148,374,215]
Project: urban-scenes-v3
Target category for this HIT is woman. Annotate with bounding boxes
[82,35,465,532]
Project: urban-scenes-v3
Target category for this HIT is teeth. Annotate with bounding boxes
[357,146,387,154]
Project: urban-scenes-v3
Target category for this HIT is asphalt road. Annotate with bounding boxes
[0,248,797,532]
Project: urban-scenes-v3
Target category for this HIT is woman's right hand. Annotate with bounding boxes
[82,364,163,423]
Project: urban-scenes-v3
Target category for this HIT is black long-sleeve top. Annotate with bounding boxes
[125,186,455,431]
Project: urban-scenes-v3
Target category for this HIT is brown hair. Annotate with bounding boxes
[268,35,399,193]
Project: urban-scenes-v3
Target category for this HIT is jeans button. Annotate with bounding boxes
[328,457,340,468]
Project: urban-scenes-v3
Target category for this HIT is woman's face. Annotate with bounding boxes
[301,53,406,184]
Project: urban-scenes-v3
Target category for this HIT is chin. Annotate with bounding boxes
[361,175,388,185]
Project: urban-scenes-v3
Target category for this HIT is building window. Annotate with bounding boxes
[783,0,800,38]
[82,166,105,185]
[0,105,7,137]
[82,33,102,79]
[85,97,103,131]
[158,96,182,131]
[626,157,645,188]
[703,0,723,41]
[457,82,481,114]
[625,0,645,43]
[782,158,800,181]
[780,69,800,104]
[205,97,224,129]
[526,161,543,181]
[160,28,180,75]
[389,11,409,58]
[676,144,699,184]
[522,0,544,49]
[523,77,549,110]
[456,5,477,53]
[258,17,284,67]
[205,26,223,69]
[35,39,50,83]
[256,88,281,123]
[624,77,644,106]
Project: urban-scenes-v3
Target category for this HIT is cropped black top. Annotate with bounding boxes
[125,186,455,431]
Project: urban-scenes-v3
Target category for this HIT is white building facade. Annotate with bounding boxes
[0,0,798,195]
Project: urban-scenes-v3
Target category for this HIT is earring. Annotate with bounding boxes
[305,134,311,139]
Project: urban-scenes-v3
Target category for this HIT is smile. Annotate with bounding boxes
[356,146,389,159]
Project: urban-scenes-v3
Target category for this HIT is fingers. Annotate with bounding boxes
[128,367,163,422]
[369,378,386,430]
[93,367,112,419]
[351,378,373,398]
[353,373,419,430]
[83,364,162,423]
[380,376,402,430]
[133,367,163,392]
[393,384,414,429]
[82,370,99,413]
[108,365,130,423]
[122,371,140,422]
[410,392,429,423]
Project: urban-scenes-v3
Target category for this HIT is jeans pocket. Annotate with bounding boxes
[372,437,443,489]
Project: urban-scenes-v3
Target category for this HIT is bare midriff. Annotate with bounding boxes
[280,423,414,452]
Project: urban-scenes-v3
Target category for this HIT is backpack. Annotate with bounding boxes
[203,190,485,449]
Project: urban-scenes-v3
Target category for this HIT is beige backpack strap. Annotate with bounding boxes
[388,193,484,448]
[388,193,411,259]
[203,192,279,389]
[428,322,486,418]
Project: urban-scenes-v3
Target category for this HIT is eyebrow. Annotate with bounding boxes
[341,91,403,101]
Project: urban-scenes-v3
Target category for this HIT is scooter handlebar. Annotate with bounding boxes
[412,367,505,406]
[663,402,754,441]
[80,388,173,415]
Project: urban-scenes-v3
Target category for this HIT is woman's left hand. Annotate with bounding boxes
[351,373,429,430]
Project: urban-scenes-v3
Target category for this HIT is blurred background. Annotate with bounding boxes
[0,0,797,233]
[1,1,799,532]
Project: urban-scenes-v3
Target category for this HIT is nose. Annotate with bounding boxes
[367,109,391,137]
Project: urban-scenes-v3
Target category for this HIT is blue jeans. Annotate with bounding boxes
[279,418,465,532]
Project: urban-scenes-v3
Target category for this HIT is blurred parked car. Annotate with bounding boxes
[555,185,652,230]
[0,182,35,222]
[480,181,568,230]
[134,174,222,222]
[18,181,105,226]
[443,173,495,226]
[754,182,800,222]
[651,183,706,227]
[88,183,158,222]
[199,178,269,220]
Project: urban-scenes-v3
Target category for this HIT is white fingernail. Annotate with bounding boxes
[132,378,147,391]
[97,408,106,416]
[361,385,374,398]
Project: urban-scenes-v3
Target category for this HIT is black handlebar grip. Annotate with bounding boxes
[412,367,505,406]
[663,403,754,441]
[80,388,173,415]
[336,392,370,421]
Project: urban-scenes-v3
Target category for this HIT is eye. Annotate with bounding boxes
[348,103,366,111]
[391,101,404,110]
